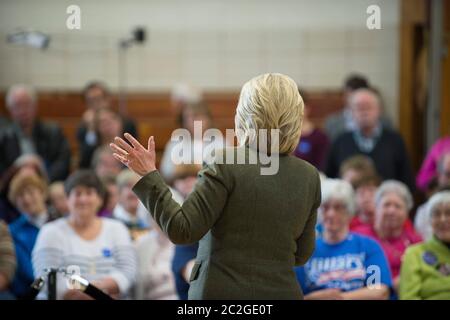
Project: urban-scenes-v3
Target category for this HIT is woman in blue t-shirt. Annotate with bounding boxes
[295,179,392,299]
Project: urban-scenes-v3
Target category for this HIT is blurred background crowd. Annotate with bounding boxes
[0,0,449,300]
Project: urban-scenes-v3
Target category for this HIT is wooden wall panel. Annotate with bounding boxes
[399,0,428,172]
[441,0,450,136]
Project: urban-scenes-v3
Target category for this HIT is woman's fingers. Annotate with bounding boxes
[114,136,134,153]
[124,133,145,151]
[110,134,156,176]
[147,136,155,151]
[112,152,128,165]
[109,142,129,156]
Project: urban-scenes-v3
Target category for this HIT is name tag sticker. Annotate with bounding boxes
[102,248,112,258]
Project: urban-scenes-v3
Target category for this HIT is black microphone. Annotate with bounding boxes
[68,275,114,300]
[20,277,45,300]
[133,27,146,43]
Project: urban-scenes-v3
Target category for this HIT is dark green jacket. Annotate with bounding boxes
[133,146,321,300]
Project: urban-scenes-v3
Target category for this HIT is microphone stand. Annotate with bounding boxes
[20,277,45,300]
[47,268,58,300]
[67,274,114,300]
[21,270,114,300]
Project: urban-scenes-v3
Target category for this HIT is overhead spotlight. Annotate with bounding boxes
[119,26,147,49]
[117,26,147,114]
[7,30,50,50]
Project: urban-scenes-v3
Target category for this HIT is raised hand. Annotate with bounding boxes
[109,133,157,177]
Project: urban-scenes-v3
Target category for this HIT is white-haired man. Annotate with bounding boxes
[325,88,414,191]
[0,84,71,181]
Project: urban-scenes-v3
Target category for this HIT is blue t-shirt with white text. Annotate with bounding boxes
[295,233,392,294]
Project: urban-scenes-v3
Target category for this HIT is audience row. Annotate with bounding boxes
[0,74,449,300]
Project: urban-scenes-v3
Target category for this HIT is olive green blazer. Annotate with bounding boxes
[133,146,321,300]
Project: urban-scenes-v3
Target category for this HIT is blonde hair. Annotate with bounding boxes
[8,173,48,205]
[234,73,304,154]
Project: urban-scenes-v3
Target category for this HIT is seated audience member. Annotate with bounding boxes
[0,85,71,182]
[0,114,9,129]
[339,155,377,188]
[118,166,186,300]
[416,136,450,192]
[400,191,450,300]
[172,243,198,300]
[351,175,416,236]
[356,180,422,292]
[90,146,124,220]
[169,164,201,300]
[48,182,69,218]
[8,173,55,298]
[79,107,125,169]
[415,152,450,240]
[295,179,391,300]
[91,146,124,178]
[350,174,381,232]
[169,164,201,197]
[293,89,329,171]
[324,74,392,142]
[0,154,49,224]
[98,175,119,218]
[77,81,137,168]
[113,170,150,240]
[325,89,415,191]
[160,101,224,183]
[134,221,177,300]
[8,154,49,182]
[170,83,203,121]
[32,170,136,300]
[324,74,370,141]
[0,221,16,300]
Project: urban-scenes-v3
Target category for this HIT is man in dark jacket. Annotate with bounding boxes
[324,74,392,141]
[325,88,415,191]
[0,85,71,182]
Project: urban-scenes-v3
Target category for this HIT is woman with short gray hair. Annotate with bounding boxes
[400,191,450,299]
[374,180,414,212]
[357,180,422,294]
[296,179,391,300]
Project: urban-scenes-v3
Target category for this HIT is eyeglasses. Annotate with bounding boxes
[322,202,347,213]
[431,208,450,220]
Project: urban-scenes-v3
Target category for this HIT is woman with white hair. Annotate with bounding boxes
[296,179,391,300]
[356,180,422,293]
[110,73,321,299]
[399,191,450,299]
